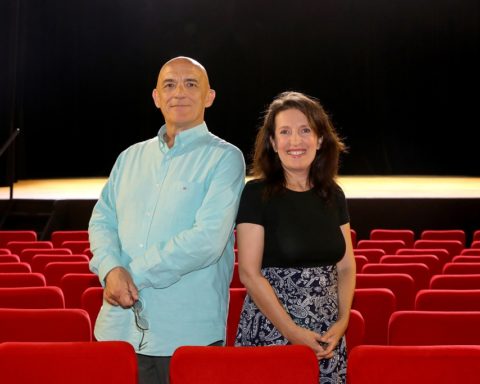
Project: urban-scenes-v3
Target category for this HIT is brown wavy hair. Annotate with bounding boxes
[251,91,346,200]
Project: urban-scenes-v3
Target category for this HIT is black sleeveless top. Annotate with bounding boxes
[236,179,350,268]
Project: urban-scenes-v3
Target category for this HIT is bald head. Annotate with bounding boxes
[157,56,210,88]
[153,56,216,134]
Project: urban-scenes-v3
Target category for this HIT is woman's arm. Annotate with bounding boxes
[236,222,327,359]
[320,222,356,358]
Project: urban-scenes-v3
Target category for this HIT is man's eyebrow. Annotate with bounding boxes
[162,78,176,84]
[184,78,199,83]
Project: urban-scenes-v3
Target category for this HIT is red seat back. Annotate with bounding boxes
[0,308,91,342]
[361,263,431,291]
[388,310,480,345]
[43,261,91,286]
[352,288,396,345]
[60,273,101,308]
[0,272,46,288]
[370,229,415,248]
[420,229,466,246]
[226,288,247,346]
[81,287,104,338]
[346,309,365,354]
[357,240,406,255]
[356,273,415,310]
[0,231,37,248]
[415,289,480,311]
[0,341,137,384]
[430,274,480,289]
[51,230,89,248]
[347,345,480,384]
[170,345,319,384]
[0,286,65,308]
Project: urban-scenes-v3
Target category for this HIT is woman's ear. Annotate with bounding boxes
[317,137,323,150]
[269,136,277,152]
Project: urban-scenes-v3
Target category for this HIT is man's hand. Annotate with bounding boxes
[103,267,139,308]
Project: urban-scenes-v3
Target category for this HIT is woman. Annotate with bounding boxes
[234,91,356,383]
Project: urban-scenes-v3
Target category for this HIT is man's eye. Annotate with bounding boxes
[186,82,197,88]
[164,83,175,89]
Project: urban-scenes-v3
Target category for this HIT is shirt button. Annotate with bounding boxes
[139,244,144,248]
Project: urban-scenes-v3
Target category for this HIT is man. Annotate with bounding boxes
[88,56,245,384]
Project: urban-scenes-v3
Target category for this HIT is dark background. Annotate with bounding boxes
[1,0,478,181]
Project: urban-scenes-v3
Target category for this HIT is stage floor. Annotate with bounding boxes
[1,176,480,200]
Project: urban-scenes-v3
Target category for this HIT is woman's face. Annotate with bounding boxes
[270,108,321,177]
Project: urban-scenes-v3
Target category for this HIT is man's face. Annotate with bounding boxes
[152,59,215,131]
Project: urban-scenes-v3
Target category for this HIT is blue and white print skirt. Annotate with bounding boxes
[234,266,347,384]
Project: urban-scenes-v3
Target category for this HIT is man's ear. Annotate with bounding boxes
[204,89,216,108]
[152,89,160,108]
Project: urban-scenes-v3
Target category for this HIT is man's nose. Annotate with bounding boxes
[173,84,186,97]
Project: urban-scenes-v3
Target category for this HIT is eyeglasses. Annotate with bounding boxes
[132,299,149,350]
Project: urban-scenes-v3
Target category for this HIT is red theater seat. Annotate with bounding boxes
[0,254,20,263]
[452,255,480,263]
[414,239,464,259]
[346,309,365,354]
[81,287,104,337]
[388,310,480,346]
[230,262,243,288]
[226,288,247,346]
[170,345,319,384]
[353,248,385,263]
[396,248,450,267]
[420,229,466,246]
[380,254,441,274]
[0,262,31,273]
[0,272,46,287]
[19,247,72,263]
[443,262,480,274]
[30,254,90,273]
[60,240,91,254]
[370,229,415,248]
[354,255,369,271]
[51,230,89,248]
[43,261,91,286]
[0,286,65,308]
[0,308,91,342]
[352,288,396,345]
[361,263,431,291]
[356,273,415,310]
[415,289,480,311]
[357,240,406,255]
[461,248,480,256]
[430,274,480,289]
[347,345,480,384]
[0,231,37,248]
[7,241,53,255]
[0,341,137,384]
[60,273,101,308]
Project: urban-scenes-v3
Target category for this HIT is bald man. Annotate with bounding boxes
[88,57,245,384]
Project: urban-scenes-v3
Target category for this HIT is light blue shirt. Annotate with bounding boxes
[88,122,245,355]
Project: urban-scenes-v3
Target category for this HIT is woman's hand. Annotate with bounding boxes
[317,320,348,359]
[286,325,329,360]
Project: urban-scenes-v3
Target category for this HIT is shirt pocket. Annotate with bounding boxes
[159,181,205,229]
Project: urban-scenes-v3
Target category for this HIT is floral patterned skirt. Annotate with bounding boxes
[234,266,347,384]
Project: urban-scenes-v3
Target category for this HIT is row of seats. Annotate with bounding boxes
[3,284,480,349]
[2,341,478,384]
[350,228,480,248]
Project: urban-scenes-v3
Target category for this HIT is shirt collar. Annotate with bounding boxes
[157,122,209,153]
